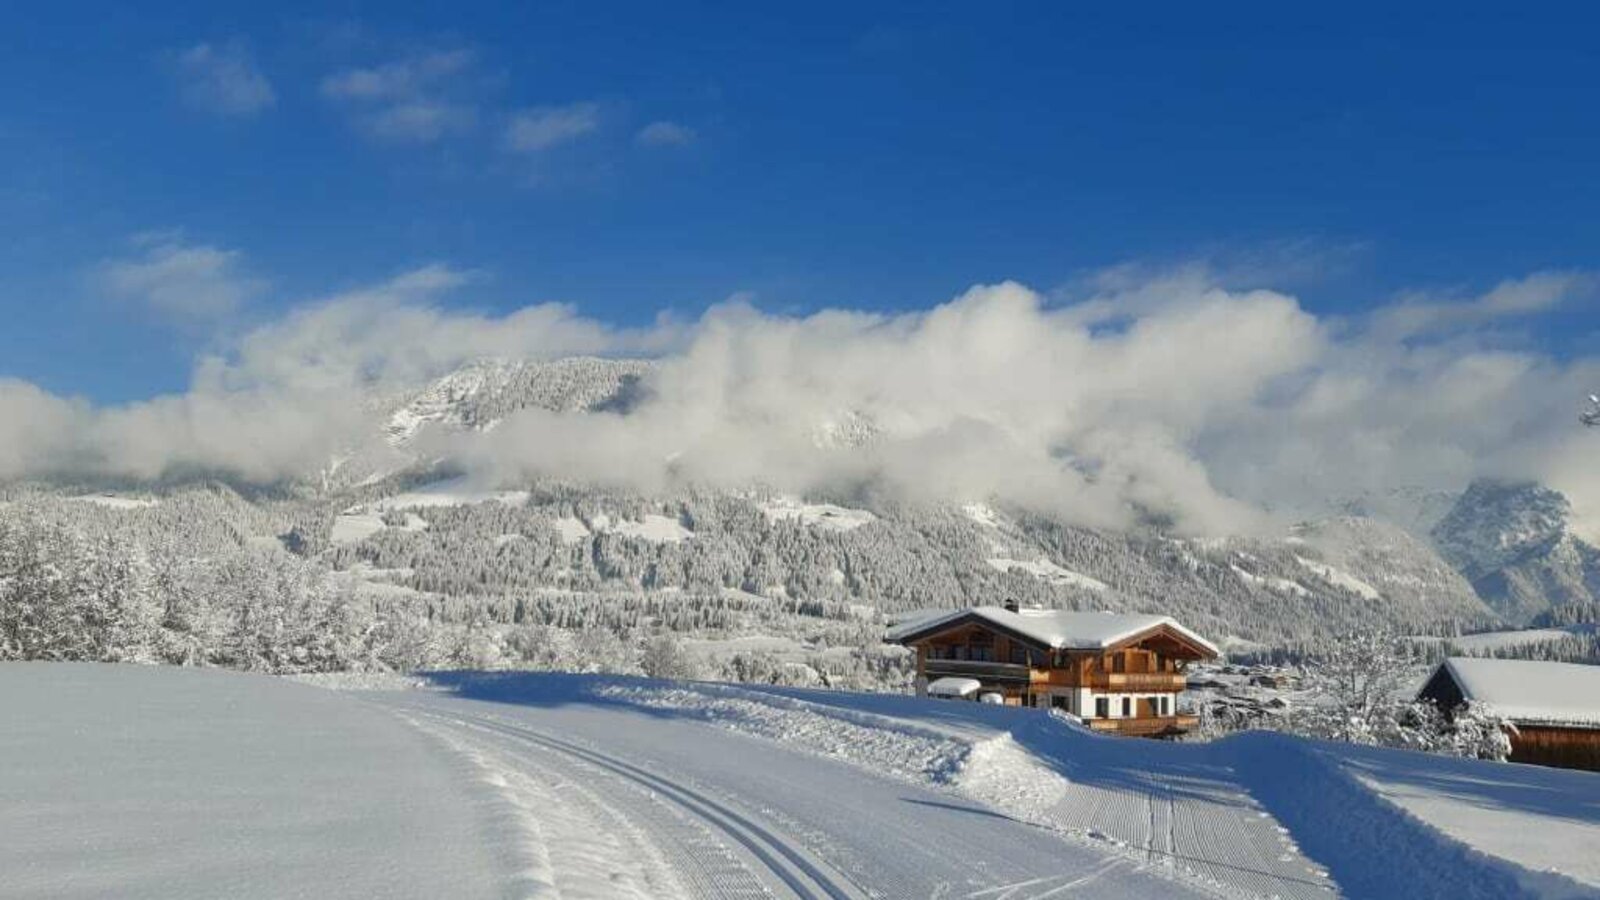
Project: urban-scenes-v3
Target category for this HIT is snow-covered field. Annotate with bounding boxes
[4,664,1597,899]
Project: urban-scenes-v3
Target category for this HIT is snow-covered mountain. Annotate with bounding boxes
[4,356,1557,654]
[383,357,654,448]
[1432,479,1600,624]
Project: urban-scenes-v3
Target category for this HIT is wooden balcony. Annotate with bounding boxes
[1082,672,1188,692]
[1086,715,1199,737]
[923,659,1031,683]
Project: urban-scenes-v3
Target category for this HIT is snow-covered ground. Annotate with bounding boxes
[5,664,1598,899]
[987,556,1111,591]
[1417,625,1599,653]
[760,497,877,532]
[66,494,161,509]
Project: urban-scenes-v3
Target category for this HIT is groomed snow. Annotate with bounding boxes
[11,664,1596,899]
[0,664,506,900]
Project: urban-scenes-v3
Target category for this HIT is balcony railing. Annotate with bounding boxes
[1086,715,1199,737]
[923,659,1031,682]
[1083,672,1188,691]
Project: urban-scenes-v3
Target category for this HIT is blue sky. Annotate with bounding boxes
[3,3,1598,403]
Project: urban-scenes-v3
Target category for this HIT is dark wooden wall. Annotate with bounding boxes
[1510,725,1600,772]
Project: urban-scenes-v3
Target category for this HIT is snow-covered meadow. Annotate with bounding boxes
[4,663,1596,899]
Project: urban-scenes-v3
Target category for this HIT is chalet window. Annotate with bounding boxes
[928,645,947,660]
[1052,696,1070,711]
[969,645,993,662]
[1112,654,1125,673]
[1009,645,1027,665]
[1121,697,1131,717]
[1157,696,1168,716]
[1095,697,1109,718]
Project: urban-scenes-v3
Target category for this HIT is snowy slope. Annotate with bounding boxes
[0,663,506,900]
[7,663,1597,899]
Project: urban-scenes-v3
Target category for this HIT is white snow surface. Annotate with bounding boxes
[0,663,504,900]
[8,663,1598,899]
[1435,657,1600,728]
[1295,556,1383,600]
[375,476,531,510]
[608,513,693,542]
[987,556,1111,590]
[926,676,984,697]
[67,494,160,509]
[1424,625,1599,653]
[760,497,877,531]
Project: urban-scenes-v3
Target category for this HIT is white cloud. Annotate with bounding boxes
[505,103,600,152]
[9,264,1600,538]
[172,41,275,116]
[99,236,263,322]
[636,120,696,147]
[320,48,474,101]
[1371,270,1593,340]
[320,48,477,142]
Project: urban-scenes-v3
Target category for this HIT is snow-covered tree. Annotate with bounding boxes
[1285,629,1443,751]
[640,633,702,681]
[1443,702,1516,761]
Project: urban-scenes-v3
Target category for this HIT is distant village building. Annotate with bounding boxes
[1418,657,1600,772]
[887,603,1219,737]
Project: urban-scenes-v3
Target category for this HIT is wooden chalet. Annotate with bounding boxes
[1418,657,1600,772]
[887,603,1219,737]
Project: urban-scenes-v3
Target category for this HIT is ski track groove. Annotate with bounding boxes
[403,706,871,900]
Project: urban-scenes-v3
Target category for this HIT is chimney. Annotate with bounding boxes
[1003,598,1019,613]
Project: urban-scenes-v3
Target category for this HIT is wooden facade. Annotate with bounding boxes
[895,612,1216,738]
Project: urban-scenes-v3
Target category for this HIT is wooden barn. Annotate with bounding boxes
[1417,657,1600,772]
[887,604,1218,737]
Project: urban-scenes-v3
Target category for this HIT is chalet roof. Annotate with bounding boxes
[887,606,1219,656]
[1430,657,1600,729]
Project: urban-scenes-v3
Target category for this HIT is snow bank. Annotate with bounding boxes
[537,676,1595,899]
[1227,732,1586,899]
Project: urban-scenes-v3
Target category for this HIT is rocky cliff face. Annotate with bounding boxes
[1431,479,1600,624]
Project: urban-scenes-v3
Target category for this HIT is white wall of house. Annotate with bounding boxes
[1062,690,1177,719]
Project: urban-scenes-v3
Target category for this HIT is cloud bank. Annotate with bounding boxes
[5,265,1598,536]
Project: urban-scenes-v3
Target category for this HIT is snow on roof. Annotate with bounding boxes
[1437,657,1600,729]
[887,606,1218,656]
[926,677,983,698]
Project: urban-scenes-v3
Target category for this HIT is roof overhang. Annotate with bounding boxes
[1102,623,1218,659]
[887,610,1055,653]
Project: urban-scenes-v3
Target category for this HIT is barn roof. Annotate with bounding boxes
[1431,657,1600,729]
[886,606,1219,656]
